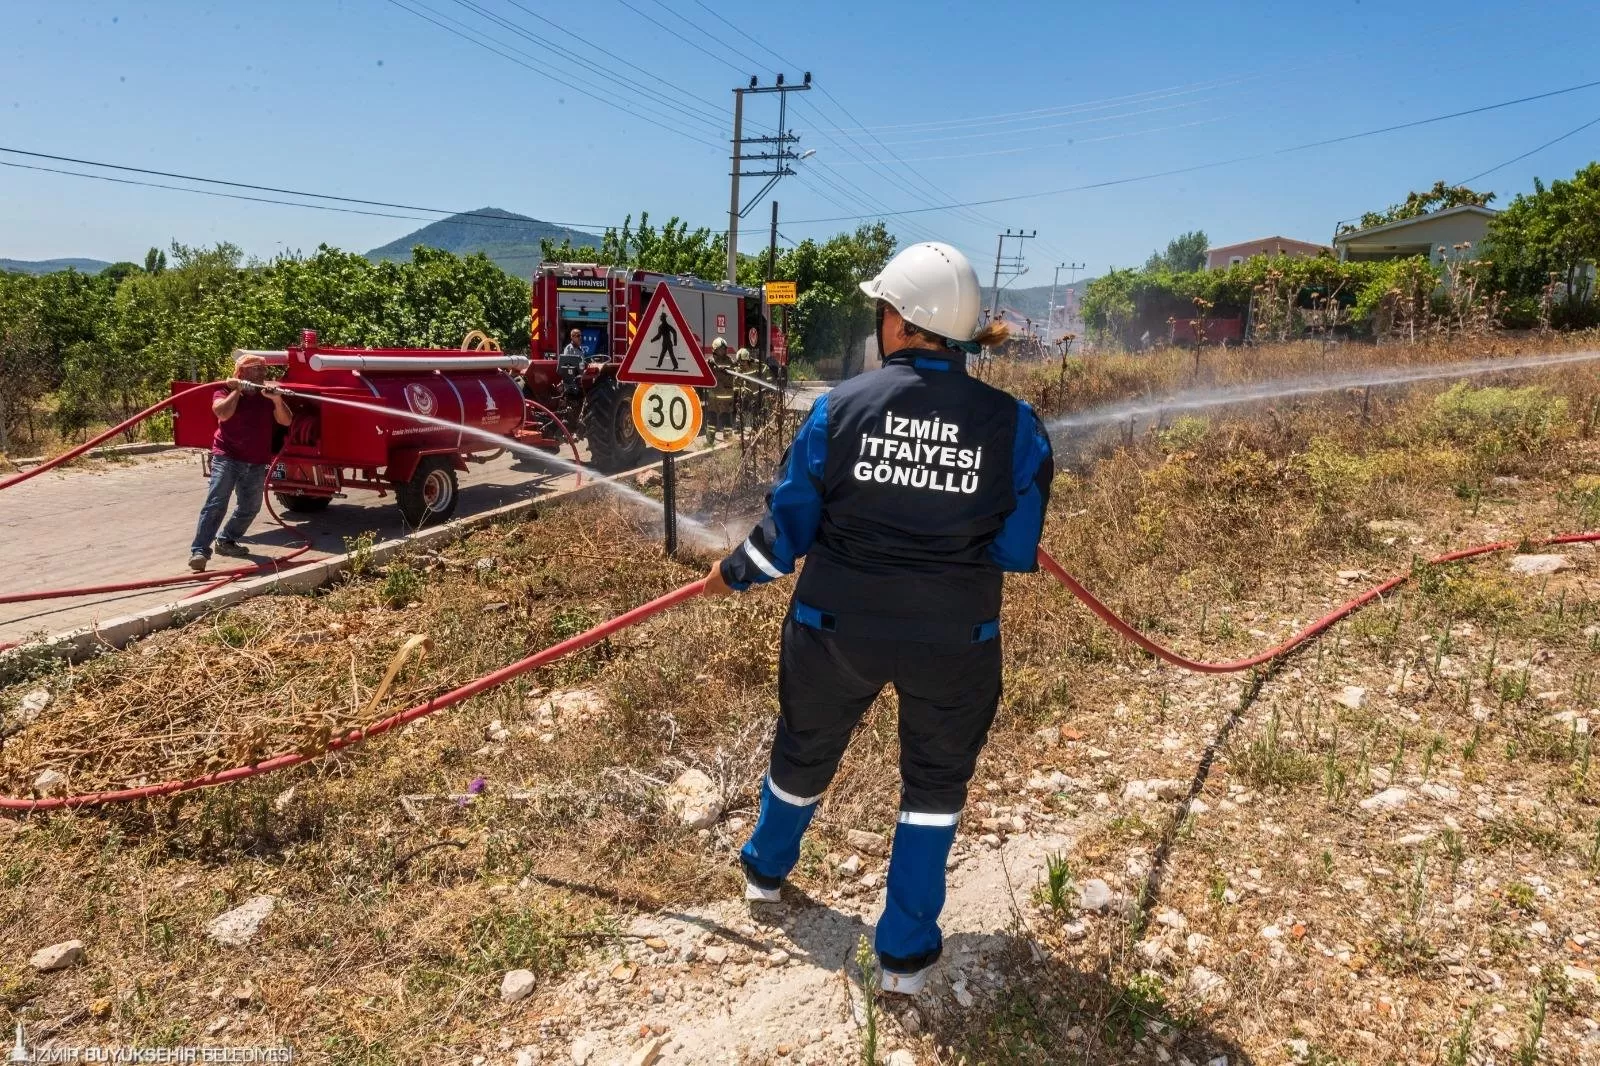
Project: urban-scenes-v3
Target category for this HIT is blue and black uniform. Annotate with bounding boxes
[720,346,1053,974]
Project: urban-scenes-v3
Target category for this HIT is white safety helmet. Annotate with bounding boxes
[858,241,983,343]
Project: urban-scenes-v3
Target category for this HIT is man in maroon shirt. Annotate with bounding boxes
[188,353,293,571]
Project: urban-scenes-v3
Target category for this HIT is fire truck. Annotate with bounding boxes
[520,263,773,471]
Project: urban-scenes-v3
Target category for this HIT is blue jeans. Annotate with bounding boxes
[190,455,268,557]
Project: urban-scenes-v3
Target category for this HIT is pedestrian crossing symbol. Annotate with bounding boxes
[617,284,717,387]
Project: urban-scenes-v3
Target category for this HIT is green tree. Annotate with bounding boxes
[770,222,896,373]
[143,246,167,275]
[1346,181,1496,233]
[1485,162,1600,320]
[539,212,727,280]
[1144,230,1209,273]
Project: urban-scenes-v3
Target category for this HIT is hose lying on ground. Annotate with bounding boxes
[5,530,1597,811]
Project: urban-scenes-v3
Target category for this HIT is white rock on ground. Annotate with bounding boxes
[1419,782,1460,803]
[1358,787,1412,812]
[1333,686,1367,710]
[205,895,278,947]
[846,828,887,856]
[569,1037,594,1065]
[1508,554,1569,575]
[1123,779,1184,802]
[1078,878,1113,912]
[29,940,85,972]
[886,1051,917,1066]
[626,1036,668,1066]
[538,689,607,723]
[662,769,722,829]
[1367,519,1422,535]
[837,854,862,876]
[1187,965,1227,1001]
[500,968,537,1003]
[32,769,67,796]
[12,688,50,728]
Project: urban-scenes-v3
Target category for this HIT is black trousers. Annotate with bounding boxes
[770,616,1002,815]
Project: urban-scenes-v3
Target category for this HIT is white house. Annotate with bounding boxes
[1333,205,1500,265]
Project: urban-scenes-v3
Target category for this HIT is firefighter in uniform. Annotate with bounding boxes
[702,242,1054,994]
[703,337,737,439]
[733,342,767,426]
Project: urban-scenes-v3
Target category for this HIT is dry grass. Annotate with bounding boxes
[2,335,1599,1063]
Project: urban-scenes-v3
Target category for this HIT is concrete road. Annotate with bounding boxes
[0,449,589,647]
[2,381,840,648]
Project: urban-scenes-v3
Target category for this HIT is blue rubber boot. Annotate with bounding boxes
[739,776,821,900]
[875,815,958,992]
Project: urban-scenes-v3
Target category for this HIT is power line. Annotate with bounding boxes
[384,0,723,149]
[438,0,727,133]
[663,0,998,241]
[612,0,745,75]
[0,159,447,226]
[647,0,970,246]
[689,0,794,68]
[647,0,776,76]
[824,115,1230,165]
[845,98,1218,148]
[1456,113,1600,185]
[492,0,728,116]
[0,146,614,230]
[791,26,1480,136]
[804,88,1004,235]
[785,76,1600,225]
[685,0,1261,141]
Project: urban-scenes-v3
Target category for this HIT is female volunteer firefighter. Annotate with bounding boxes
[701,241,1054,994]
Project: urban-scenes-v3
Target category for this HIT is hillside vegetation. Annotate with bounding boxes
[365,208,604,279]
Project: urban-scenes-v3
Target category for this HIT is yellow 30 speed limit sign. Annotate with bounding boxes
[631,383,703,452]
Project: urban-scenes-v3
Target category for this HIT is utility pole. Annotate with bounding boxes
[726,88,744,285]
[766,200,779,282]
[727,73,811,283]
[988,228,1036,322]
[1046,260,1086,340]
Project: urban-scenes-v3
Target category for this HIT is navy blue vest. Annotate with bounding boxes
[794,349,1020,628]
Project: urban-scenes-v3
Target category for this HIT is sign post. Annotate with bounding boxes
[764,281,796,451]
[629,383,703,555]
[617,285,715,556]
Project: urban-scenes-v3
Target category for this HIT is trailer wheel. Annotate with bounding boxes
[275,493,331,514]
[582,376,649,473]
[396,456,459,528]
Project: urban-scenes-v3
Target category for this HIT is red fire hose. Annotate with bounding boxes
[0,442,320,609]
[6,378,1598,811]
[0,579,708,811]
[5,531,1598,811]
[1037,533,1600,673]
[0,381,223,492]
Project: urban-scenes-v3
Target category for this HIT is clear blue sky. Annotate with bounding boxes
[3,0,1599,279]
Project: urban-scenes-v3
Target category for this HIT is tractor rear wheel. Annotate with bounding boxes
[395,456,459,528]
[275,493,331,513]
[582,376,649,473]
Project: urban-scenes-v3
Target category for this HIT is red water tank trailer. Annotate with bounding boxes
[172,330,531,527]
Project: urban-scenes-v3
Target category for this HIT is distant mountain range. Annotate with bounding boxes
[365,208,604,278]
[1,257,112,275]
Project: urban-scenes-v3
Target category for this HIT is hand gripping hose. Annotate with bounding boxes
[0,579,707,811]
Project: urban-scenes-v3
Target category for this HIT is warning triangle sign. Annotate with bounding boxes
[617,283,718,387]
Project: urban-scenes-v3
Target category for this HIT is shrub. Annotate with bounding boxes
[1426,384,1571,457]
